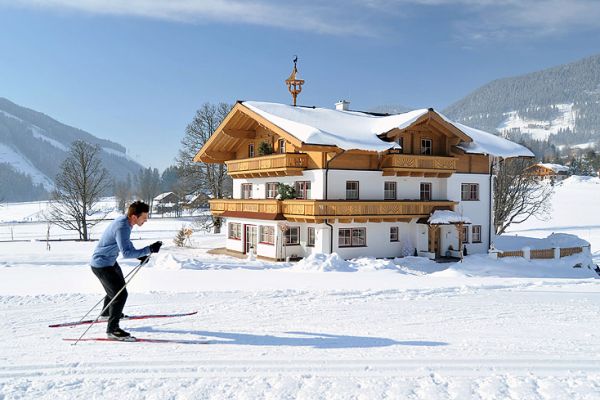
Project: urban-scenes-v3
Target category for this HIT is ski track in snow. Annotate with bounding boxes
[2,286,600,399]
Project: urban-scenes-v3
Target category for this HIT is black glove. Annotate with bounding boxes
[149,241,163,253]
[137,255,149,264]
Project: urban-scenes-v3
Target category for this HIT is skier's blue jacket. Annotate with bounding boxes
[91,215,150,268]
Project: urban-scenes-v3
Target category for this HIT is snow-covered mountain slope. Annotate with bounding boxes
[0,142,54,190]
[0,97,144,200]
[497,103,576,140]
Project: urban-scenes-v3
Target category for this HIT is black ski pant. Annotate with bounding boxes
[91,263,128,332]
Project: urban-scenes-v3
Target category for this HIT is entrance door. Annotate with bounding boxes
[244,225,257,254]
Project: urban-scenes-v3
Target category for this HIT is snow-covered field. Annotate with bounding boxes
[1,177,600,399]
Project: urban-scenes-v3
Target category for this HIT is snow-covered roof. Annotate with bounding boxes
[243,101,533,158]
[442,119,535,158]
[428,210,472,225]
[538,163,570,173]
[154,192,174,202]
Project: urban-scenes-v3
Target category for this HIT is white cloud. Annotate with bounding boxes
[4,0,600,41]
[3,0,379,37]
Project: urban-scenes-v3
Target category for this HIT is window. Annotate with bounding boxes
[295,181,311,199]
[228,223,241,240]
[266,182,279,199]
[278,138,286,154]
[248,143,255,158]
[396,136,403,150]
[384,181,397,200]
[260,226,274,245]
[390,226,399,242]
[284,226,300,246]
[307,227,315,247]
[420,182,432,201]
[461,183,479,201]
[339,228,367,247]
[346,181,359,200]
[461,226,469,243]
[472,225,482,243]
[421,138,432,155]
[241,183,253,199]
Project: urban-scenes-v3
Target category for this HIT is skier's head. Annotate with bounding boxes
[127,201,150,227]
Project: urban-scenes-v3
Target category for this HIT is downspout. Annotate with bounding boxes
[489,156,495,250]
[324,150,346,253]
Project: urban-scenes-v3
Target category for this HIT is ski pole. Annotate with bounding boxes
[72,256,150,346]
[74,264,141,325]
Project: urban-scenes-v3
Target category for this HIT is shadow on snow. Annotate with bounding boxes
[129,326,448,349]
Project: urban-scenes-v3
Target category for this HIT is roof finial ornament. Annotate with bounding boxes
[285,55,304,106]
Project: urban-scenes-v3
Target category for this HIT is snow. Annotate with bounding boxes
[153,192,174,202]
[0,142,55,190]
[1,177,600,398]
[497,103,576,141]
[244,101,533,158]
[427,209,472,225]
[538,163,570,173]
[445,119,535,158]
[30,126,69,152]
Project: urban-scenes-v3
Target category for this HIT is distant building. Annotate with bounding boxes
[528,163,570,181]
[153,192,179,214]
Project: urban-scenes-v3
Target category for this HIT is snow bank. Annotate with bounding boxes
[292,253,353,272]
[495,233,590,251]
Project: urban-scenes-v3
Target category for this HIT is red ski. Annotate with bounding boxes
[49,311,197,328]
[63,337,209,344]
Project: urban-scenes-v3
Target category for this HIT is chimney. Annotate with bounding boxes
[335,100,350,111]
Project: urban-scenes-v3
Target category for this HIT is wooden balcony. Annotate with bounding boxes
[225,153,308,178]
[382,154,457,177]
[210,199,456,223]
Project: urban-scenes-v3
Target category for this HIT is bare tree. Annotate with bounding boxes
[494,157,553,235]
[114,173,133,213]
[177,102,233,233]
[47,140,111,241]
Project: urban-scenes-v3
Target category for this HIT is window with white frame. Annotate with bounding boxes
[295,181,311,199]
[284,226,300,245]
[339,228,366,247]
[461,226,469,243]
[248,143,255,158]
[307,227,315,247]
[266,182,279,199]
[420,182,432,201]
[259,226,274,245]
[346,181,359,200]
[461,183,479,201]
[241,183,253,199]
[421,138,432,155]
[390,226,399,242]
[384,181,396,200]
[228,223,241,240]
[472,225,482,243]
[278,138,286,154]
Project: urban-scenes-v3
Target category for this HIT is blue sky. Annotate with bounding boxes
[1,0,599,171]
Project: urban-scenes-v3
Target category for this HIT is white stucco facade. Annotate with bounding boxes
[224,168,492,260]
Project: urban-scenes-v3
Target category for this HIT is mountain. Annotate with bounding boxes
[443,54,600,151]
[0,97,144,201]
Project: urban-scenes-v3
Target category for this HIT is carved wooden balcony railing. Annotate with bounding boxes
[225,153,308,178]
[210,199,456,223]
[382,154,457,177]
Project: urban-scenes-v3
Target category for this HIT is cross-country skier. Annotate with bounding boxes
[90,200,162,340]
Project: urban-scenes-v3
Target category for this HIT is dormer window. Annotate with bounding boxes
[248,143,255,158]
[421,138,432,155]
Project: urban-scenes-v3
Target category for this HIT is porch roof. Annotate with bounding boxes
[427,210,472,225]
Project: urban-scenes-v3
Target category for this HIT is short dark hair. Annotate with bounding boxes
[127,200,150,217]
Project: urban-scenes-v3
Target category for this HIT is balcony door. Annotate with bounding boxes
[244,224,257,254]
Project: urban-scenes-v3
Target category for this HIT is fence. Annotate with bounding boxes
[495,246,585,260]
